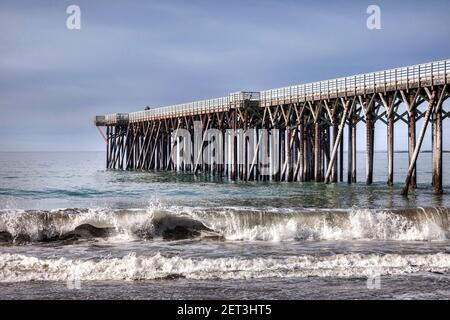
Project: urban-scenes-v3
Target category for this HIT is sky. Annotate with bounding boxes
[0,0,449,151]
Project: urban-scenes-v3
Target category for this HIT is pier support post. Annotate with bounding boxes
[331,121,338,183]
[380,93,396,186]
[347,117,353,184]
[303,126,310,181]
[314,123,321,182]
[361,96,375,185]
[339,128,344,182]
[304,127,309,181]
[351,119,357,183]
[365,117,374,185]
[324,125,330,179]
[408,99,417,189]
[309,129,314,181]
[387,111,394,186]
[106,126,110,169]
[272,129,280,181]
[232,112,238,180]
[110,128,116,169]
[325,99,349,183]
[402,88,443,196]
[432,98,443,194]
[239,132,245,181]
[285,128,293,182]
[298,122,305,182]
[234,130,238,180]
[401,91,418,189]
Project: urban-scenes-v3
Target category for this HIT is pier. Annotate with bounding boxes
[95,59,450,195]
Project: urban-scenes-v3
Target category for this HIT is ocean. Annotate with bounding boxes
[0,151,449,299]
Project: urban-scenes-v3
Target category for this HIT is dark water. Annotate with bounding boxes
[0,151,449,300]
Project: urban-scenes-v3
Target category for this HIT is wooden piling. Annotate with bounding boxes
[286,128,293,181]
[433,97,443,194]
[387,110,394,186]
[314,123,321,182]
[331,122,338,183]
[365,116,374,185]
[347,117,353,184]
[325,100,349,183]
[298,122,305,182]
[402,90,437,196]
[106,126,110,168]
[351,119,357,183]
[339,129,344,182]
[408,96,417,189]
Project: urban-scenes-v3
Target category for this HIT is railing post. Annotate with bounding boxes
[344,78,347,97]
[407,67,409,91]
[431,63,434,86]
[418,65,421,87]
[445,61,447,84]
[327,80,330,99]
[363,74,366,95]
[395,69,397,90]
[373,73,376,93]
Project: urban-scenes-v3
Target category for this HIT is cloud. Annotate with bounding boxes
[0,0,449,151]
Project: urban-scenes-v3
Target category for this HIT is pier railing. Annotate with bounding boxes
[260,59,450,106]
[98,91,260,125]
[129,96,230,123]
[96,59,449,125]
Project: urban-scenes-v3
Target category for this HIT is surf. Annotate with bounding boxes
[1,252,449,282]
[0,206,448,244]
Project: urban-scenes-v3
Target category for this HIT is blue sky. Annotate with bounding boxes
[0,0,449,151]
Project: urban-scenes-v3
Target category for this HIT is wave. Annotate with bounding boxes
[1,252,449,282]
[0,207,217,243]
[0,206,448,244]
[189,206,450,242]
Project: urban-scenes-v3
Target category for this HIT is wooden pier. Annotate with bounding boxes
[95,59,450,195]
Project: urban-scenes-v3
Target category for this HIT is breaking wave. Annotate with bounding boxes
[0,205,448,244]
[1,252,449,282]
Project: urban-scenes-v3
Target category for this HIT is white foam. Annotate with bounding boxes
[188,207,449,242]
[0,252,449,282]
[0,206,448,242]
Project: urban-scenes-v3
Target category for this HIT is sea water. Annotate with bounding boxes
[0,151,449,299]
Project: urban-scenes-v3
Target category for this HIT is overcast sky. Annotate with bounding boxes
[0,0,449,151]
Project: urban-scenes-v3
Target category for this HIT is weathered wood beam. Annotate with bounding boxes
[401,88,444,196]
[432,90,443,194]
[325,98,351,183]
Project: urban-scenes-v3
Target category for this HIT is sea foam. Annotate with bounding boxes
[0,252,449,282]
[0,206,448,243]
